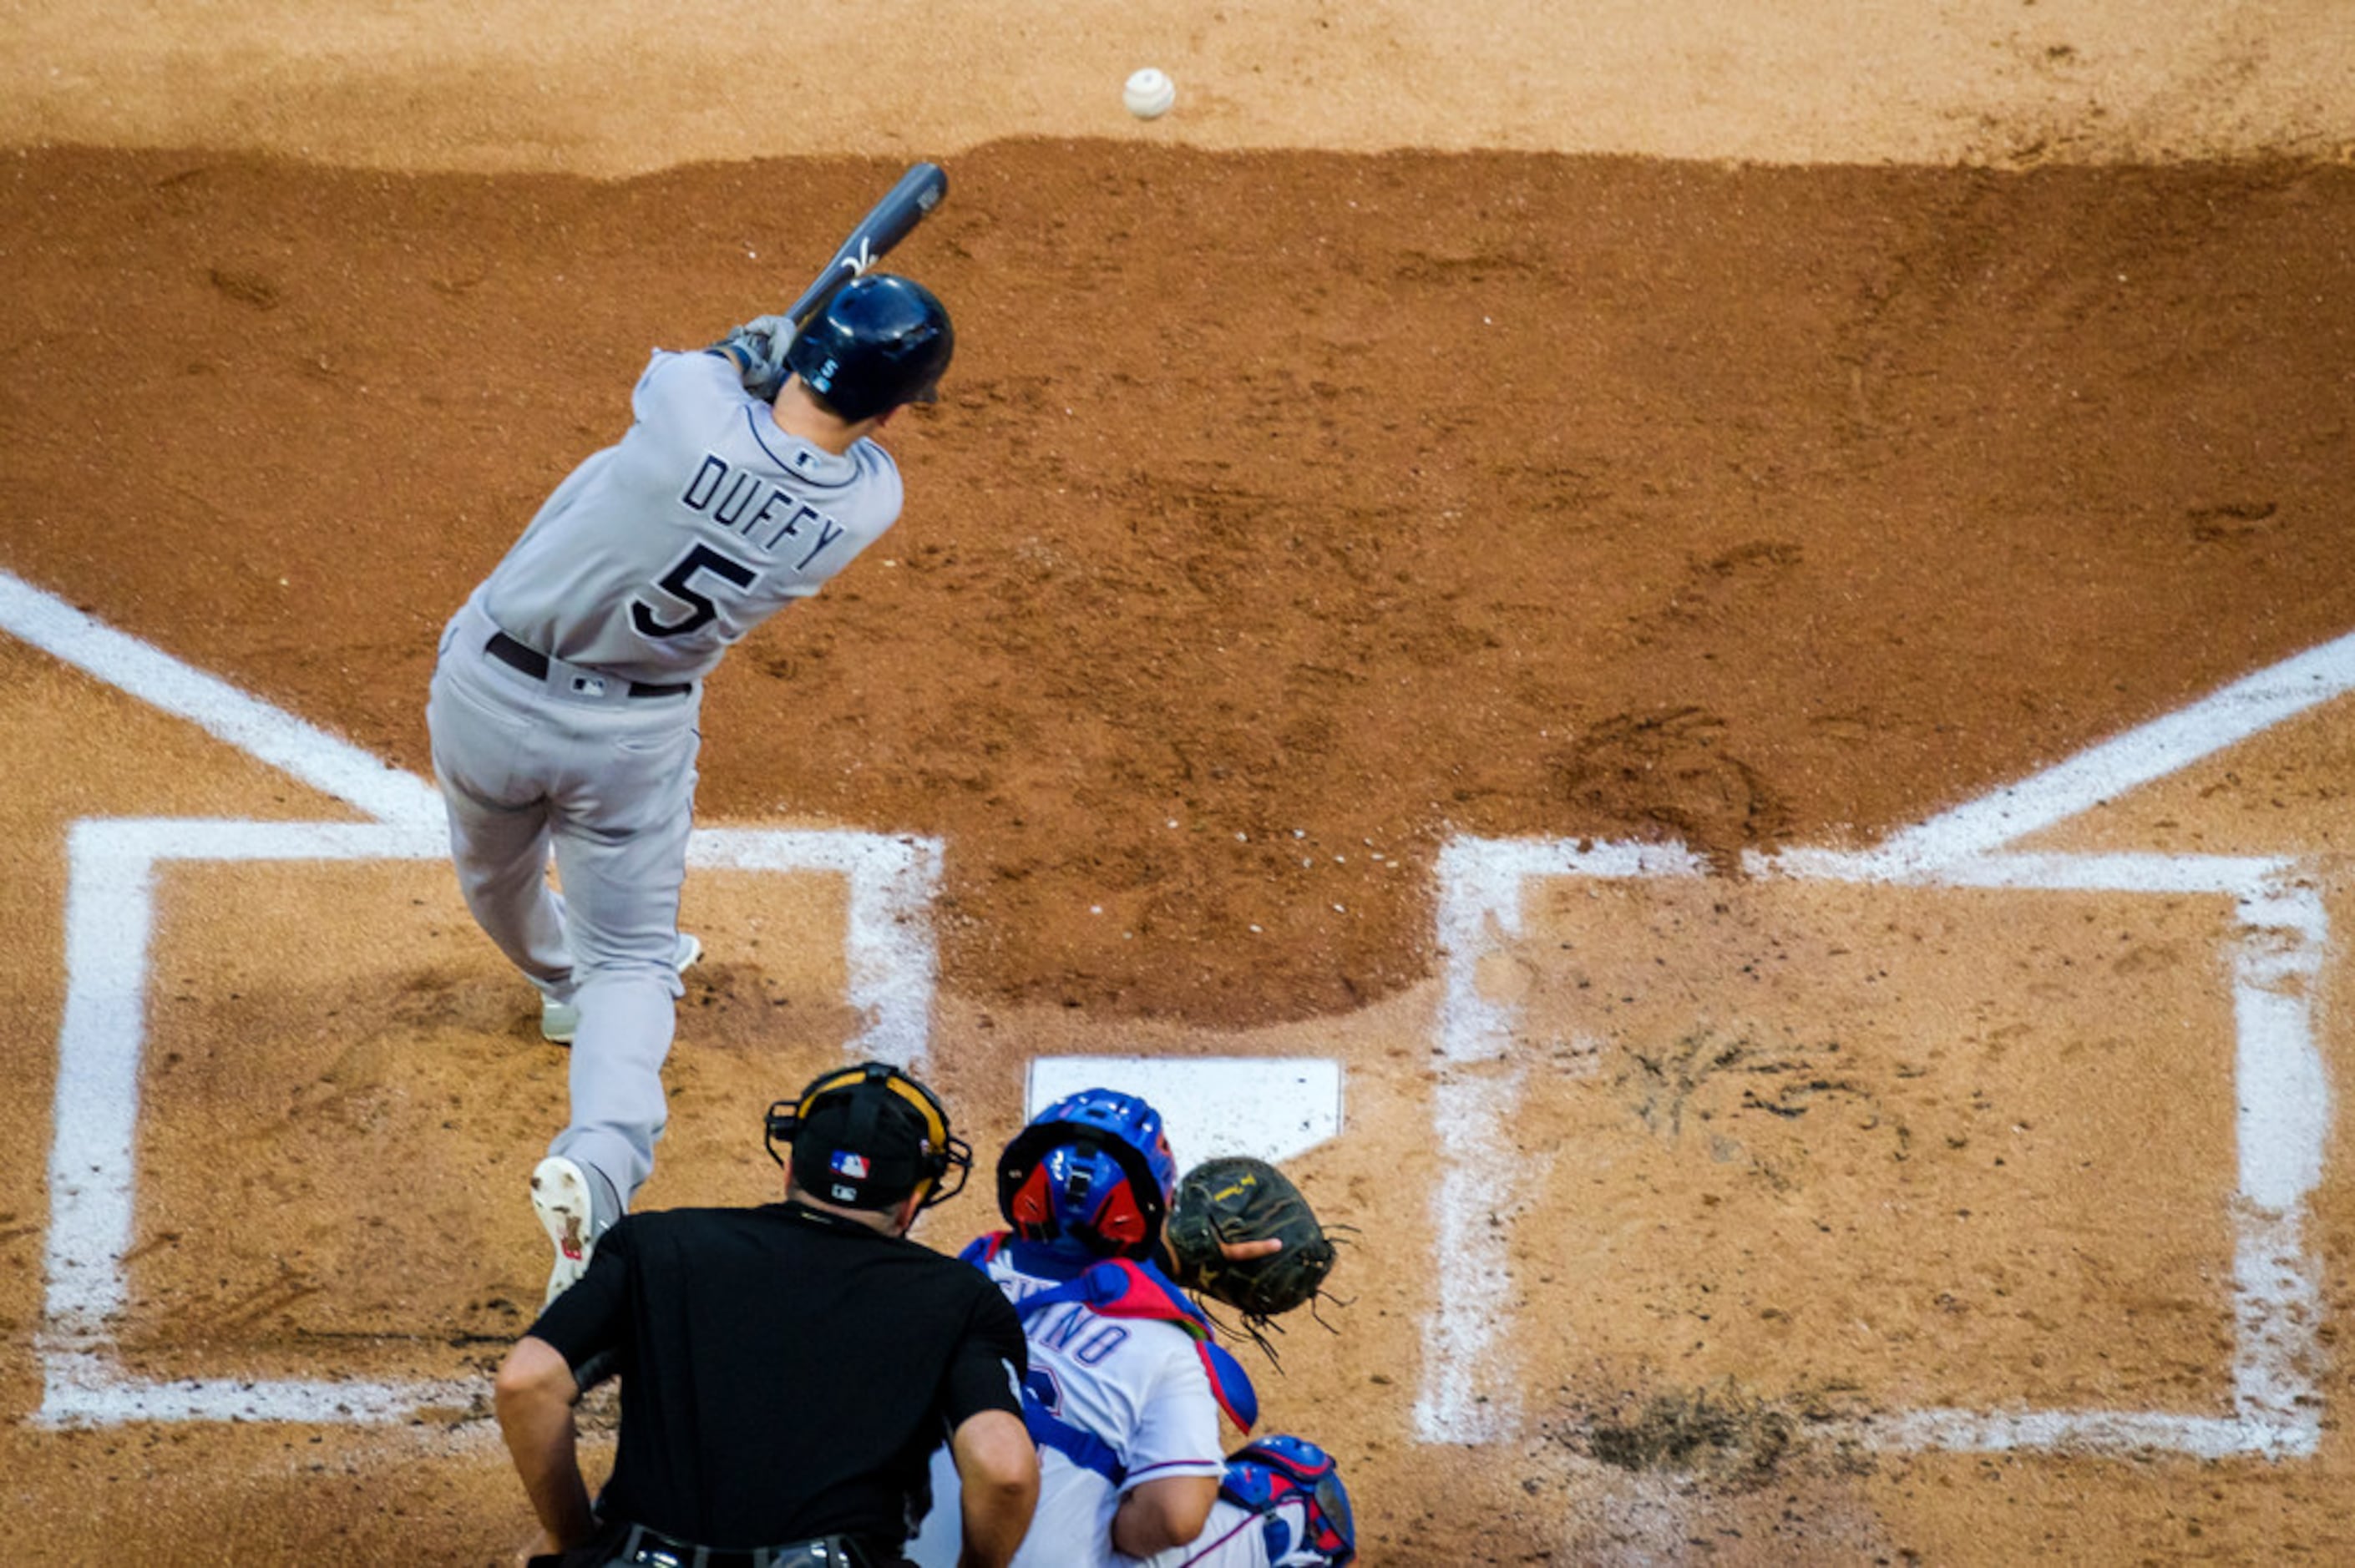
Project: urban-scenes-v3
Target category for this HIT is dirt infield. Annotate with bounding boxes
[4,3,2355,1562]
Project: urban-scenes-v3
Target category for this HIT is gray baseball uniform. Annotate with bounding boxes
[427,343,902,1218]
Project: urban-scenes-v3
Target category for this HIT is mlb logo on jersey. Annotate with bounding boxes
[831,1150,870,1179]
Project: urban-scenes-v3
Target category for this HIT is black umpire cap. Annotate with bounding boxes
[766,1061,972,1211]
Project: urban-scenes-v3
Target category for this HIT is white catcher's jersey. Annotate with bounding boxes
[480,348,902,685]
[1122,1500,1269,1568]
[908,1248,1225,1568]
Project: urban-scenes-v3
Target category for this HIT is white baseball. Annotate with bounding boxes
[1123,68,1176,120]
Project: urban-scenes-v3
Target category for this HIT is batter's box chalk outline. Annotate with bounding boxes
[1417,626,2355,1459]
[36,819,943,1428]
[1421,837,2327,1459]
[2,568,945,1427]
[1026,1055,1345,1174]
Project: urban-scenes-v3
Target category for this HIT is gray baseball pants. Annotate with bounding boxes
[426,596,701,1213]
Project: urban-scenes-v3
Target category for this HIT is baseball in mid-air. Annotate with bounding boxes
[1124,68,1176,120]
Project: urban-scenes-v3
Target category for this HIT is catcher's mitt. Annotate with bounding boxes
[1166,1156,1338,1328]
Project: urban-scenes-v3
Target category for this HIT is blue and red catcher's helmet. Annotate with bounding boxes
[996,1088,1178,1259]
[784,272,953,422]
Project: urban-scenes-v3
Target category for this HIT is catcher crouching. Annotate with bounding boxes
[906,1090,1352,1568]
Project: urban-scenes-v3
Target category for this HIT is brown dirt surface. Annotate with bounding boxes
[8,145,2355,1029]
[5,2,2355,1562]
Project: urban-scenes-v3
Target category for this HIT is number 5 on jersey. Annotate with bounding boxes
[633,543,760,639]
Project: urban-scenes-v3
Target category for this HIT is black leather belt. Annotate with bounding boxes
[615,1522,877,1567]
[486,631,691,700]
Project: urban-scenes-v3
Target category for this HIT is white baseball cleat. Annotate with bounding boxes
[531,1155,600,1305]
[539,931,703,1044]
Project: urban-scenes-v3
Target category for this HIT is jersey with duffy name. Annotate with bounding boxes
[479,347,901,686]
[908,1239,1227,1568]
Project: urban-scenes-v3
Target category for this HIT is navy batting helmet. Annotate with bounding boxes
[785,273,954,422]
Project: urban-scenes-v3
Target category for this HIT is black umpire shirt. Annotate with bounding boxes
[529,1200,1029,1552]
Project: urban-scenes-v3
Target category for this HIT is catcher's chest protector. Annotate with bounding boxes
[962,1232,1260,1437]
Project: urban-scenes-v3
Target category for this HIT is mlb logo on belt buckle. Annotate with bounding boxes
[570,674,609,697]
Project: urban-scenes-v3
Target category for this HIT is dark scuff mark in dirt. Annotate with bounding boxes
[1559,1379,1876,1492]
[1551,708,1792,874]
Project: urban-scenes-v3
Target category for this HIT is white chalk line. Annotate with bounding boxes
[1413,1070,1527,1447]
[0,572,945,1425]
[1878,627,2355,869]
[1859,1407,2311,1461]
[691,829,944,1069]
[1422,842,2327,1450]
[1421,836,2331,1459]
[0,567,440,827]
[36,1351,481,1429]
[36,816,943,1425]
[1422,627,2355,1454]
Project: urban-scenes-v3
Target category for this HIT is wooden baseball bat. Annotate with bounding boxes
[783,162,949,326]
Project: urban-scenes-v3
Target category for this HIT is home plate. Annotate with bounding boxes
[1025,1057,1344,1170]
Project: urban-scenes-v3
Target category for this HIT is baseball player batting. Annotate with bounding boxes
[425,173,954,1304]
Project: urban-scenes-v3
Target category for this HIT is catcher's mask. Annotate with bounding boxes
[1221,1434,1357,1567]
[996,1087,1177,1259]
[766,1060,971,1212]
[785,273,954,422]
